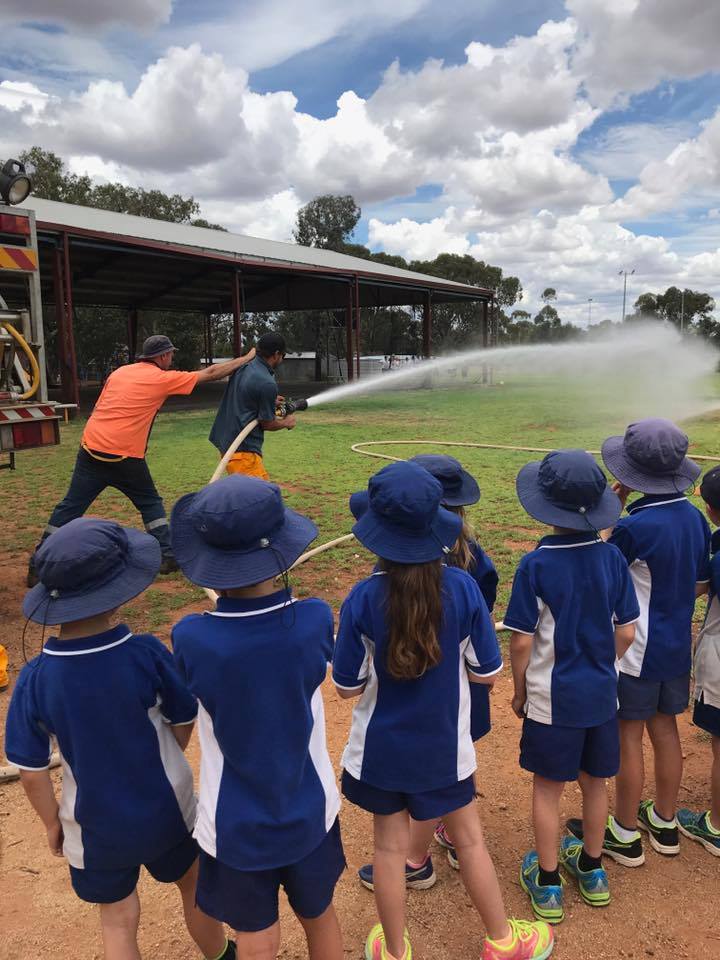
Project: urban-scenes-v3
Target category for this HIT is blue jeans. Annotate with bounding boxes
[39,447,172,557]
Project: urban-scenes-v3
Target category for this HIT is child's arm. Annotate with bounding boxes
[509,631,533,718]
[614,622,635,661]
[19,770,64,857]
[335,683,366,700]
[171,722,194,750]
[696,582,710,598]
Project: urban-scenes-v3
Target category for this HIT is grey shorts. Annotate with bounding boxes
[617,672,690,721]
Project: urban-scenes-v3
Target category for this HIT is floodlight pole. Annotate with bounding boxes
[619,268,634,322]
[680,288,685,334]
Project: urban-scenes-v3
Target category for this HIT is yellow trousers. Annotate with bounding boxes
[0,644,8,691]
[226,452,269,480]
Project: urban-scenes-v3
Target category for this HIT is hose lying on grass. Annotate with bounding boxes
[204,430,720,622]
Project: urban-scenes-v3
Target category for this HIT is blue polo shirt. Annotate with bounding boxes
[609,494,711,682]
[4,625,197,871]
[465,542,498,612]
[172,590,340,871]
[504,533,640,727]
[333,566,502,793]
[694,529,720,709]
[209,356,277,456]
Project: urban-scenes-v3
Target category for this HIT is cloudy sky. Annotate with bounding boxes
[1,0,719,324]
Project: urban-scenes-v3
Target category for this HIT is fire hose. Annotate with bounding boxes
[0,319,40,400]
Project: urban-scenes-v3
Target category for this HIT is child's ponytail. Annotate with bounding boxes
[382,559,443,679]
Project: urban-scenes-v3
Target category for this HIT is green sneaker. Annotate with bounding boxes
[566,815,645,867]
[677,809,720,857]
[637,800,680,856]
[559,837,610,908]
[519,851,564,925]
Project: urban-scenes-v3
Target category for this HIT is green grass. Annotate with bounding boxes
[6,373,720,624]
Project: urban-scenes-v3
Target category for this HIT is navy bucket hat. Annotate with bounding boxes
[409,454,480,507]
[138,334,176,359]
[516,449,622,532]
[23,518,161,624]
[602,418,700,494]
[351,461,463,563]
[171,475,318,588]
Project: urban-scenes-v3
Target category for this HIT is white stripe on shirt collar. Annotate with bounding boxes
[538,539,600,550]
[207,597,298,618]
[628,496,687,513]
[42,632,133,656]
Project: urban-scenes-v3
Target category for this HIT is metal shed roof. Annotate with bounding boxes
[15,197,492,314]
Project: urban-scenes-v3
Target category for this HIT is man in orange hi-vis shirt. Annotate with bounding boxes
[28,335,255,584]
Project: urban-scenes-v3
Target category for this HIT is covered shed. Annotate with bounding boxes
[2,197,495,407]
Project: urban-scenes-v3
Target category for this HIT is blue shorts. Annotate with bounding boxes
[520,716,620,783]
[196,819,345,933]
[471,683,491,741]
[342,770,476,820]
[69,831,198,904]
[617,672,690,721]
[694,694,720,738]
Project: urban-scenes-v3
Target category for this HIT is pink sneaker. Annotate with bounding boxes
[364,923,412,960]
[482,919,554,960]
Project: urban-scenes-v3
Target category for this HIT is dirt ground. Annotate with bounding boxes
[1,548,718,960]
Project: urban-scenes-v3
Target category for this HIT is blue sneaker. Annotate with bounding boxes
[358,856,436,892]
[519,851,564,925]
[677,809,720,857]
[559,836,610,908]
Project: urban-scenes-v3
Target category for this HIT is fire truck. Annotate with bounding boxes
[0,160,61,471]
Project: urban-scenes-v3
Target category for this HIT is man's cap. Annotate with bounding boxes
[700,465,720,510]
[138,335,177,359]
[171,475,317,588]
[602,418,700,494]
[409,454,480,507]
[350,461,463,563]
[516,449,622,532]
[23,518,161,624]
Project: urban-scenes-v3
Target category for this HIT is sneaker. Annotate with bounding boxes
[558,836,610,908]
[159,556,179,575]
[519,851,564,925]
[364,923,412,960]
[482,918,554,960]
[566,816,645,867]
[358,857,436,892]
[637,800,680,855]
[434,822,459,870]
[677,809,720,857]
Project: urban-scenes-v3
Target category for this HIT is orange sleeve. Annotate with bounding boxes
[159,370,199,396]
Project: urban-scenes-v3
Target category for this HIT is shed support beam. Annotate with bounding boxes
[345,283,354,381]
[423,291,432,358]
[127,308,138,360]
[231,271,242,356]
[354,276,361,379]
[54,236,79,414]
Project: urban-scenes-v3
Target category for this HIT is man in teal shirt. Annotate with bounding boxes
[209,333,296,478]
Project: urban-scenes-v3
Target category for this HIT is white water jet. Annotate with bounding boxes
[306,323,720,423]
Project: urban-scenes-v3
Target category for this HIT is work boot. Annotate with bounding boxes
[159,556,179,575]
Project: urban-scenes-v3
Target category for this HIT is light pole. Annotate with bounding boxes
[680,288,685,334]
[619,268,635,322]
[587,297,593,326]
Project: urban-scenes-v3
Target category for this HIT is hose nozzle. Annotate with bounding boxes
[276,397,309,418]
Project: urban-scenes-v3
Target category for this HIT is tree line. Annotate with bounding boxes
[8,148,718,381]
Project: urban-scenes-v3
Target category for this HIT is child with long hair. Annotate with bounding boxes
[334,461,553,960]
[354,454,498,887]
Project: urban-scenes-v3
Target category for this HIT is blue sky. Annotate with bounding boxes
[1,0,719,324]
